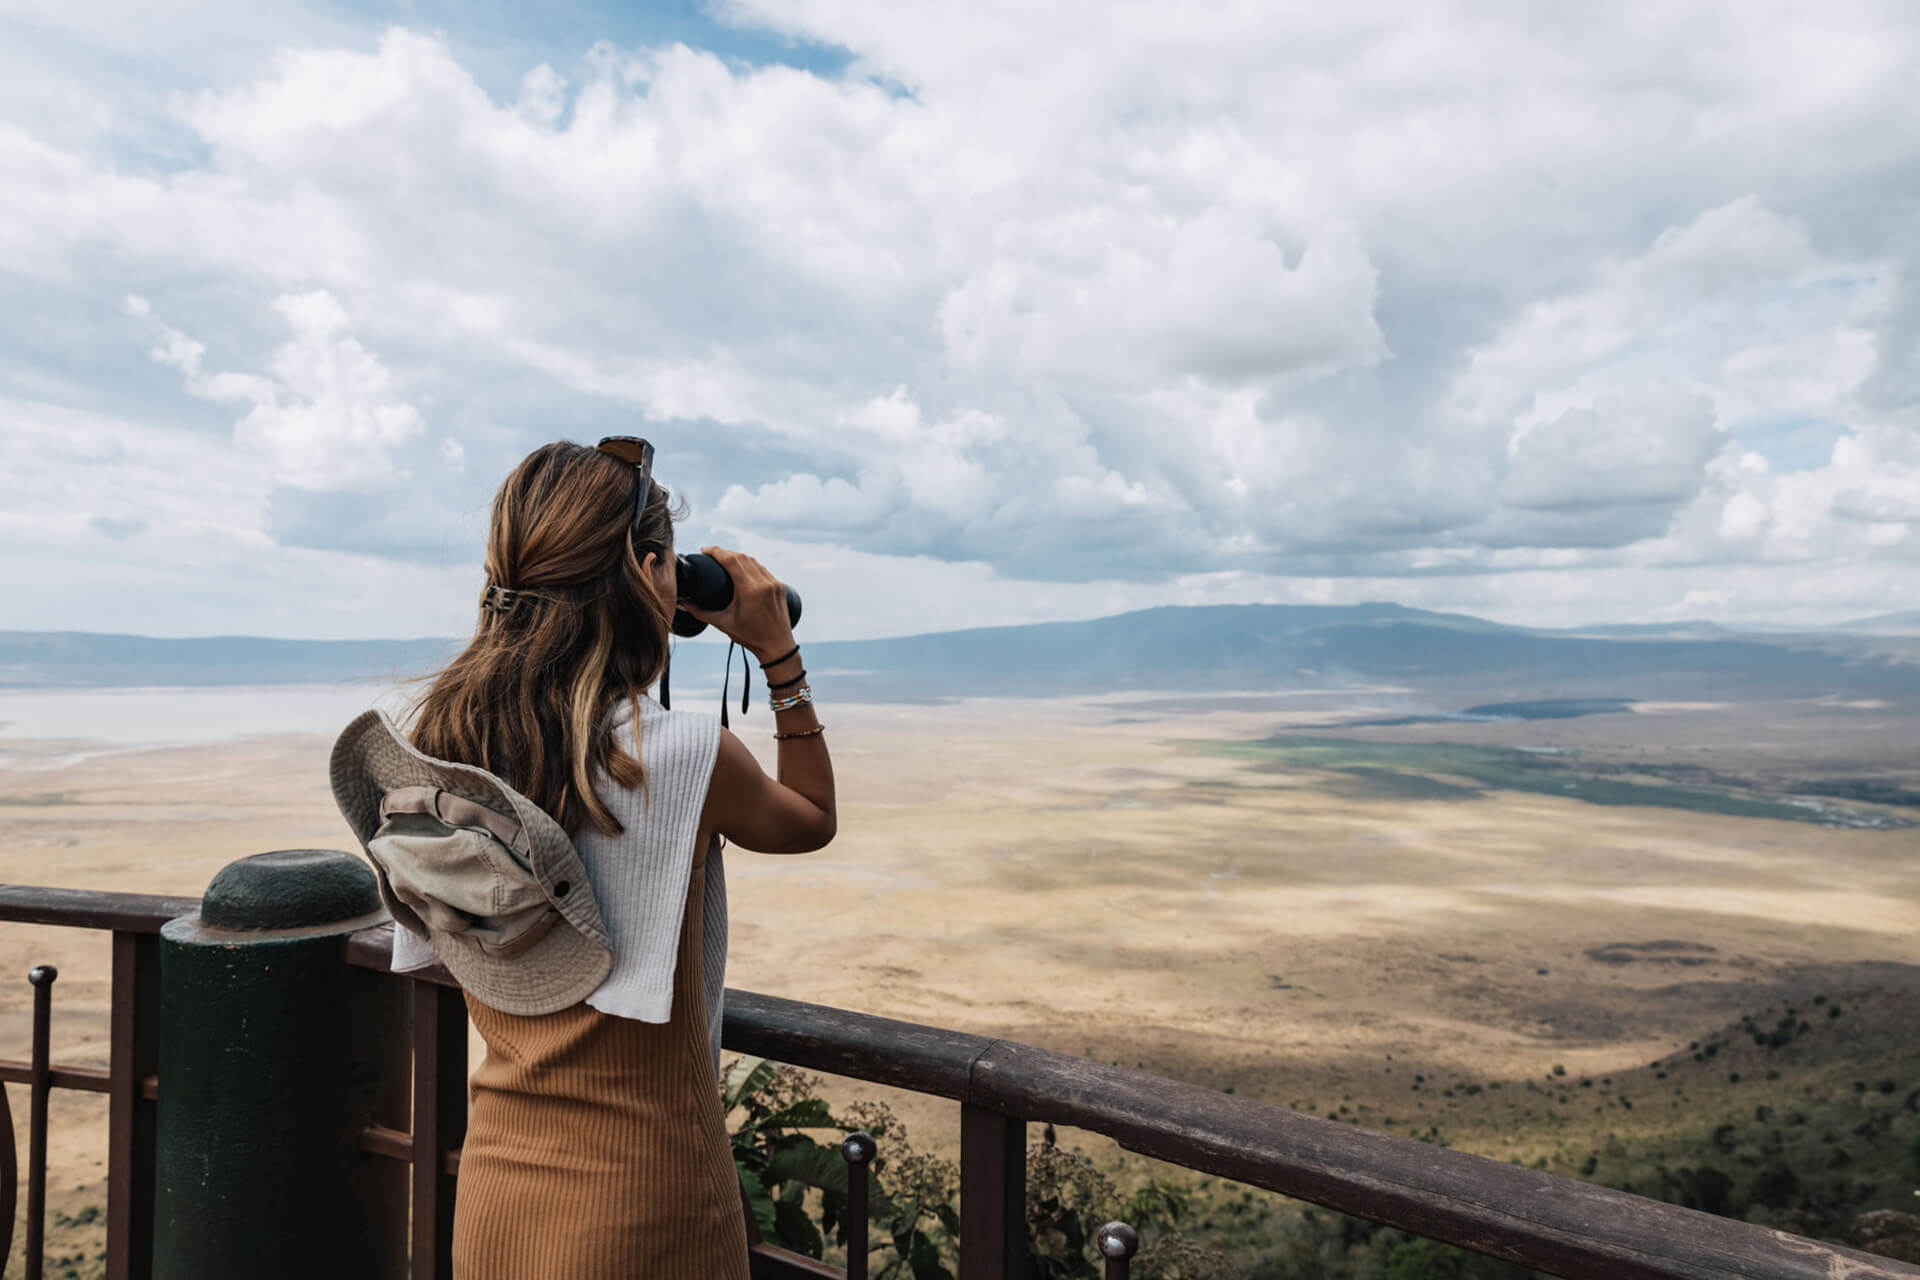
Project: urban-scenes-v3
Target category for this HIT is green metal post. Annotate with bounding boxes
[153,849,394,1280]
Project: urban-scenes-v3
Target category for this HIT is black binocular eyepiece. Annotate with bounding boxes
[672,552,803,639]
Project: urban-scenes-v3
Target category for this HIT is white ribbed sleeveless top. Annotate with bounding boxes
[390,694,730,1072]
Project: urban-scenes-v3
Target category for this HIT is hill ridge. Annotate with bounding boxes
[4,603,1917,702]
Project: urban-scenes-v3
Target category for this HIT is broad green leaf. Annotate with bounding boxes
[735,1153,777,1240]
[882,1193,921,1238]
[737,1096,841,1138]
[763,1136,851,1197]
[775,1196,826,1259]
[907,1229,951,1280]
[818,1186,844,1241]
[722,1055,777,1112]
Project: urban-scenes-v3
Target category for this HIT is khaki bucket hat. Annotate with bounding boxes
[329,709,612,1015]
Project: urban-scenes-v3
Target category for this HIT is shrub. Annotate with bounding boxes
[722,1055,960,1276]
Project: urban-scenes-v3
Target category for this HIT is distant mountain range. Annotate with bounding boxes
[790,604,1920,700]
[1827,610,1920,636]
[5,602,1917,702]
[0,631,458,690]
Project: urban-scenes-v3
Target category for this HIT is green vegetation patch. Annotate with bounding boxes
[1794,779,1920,808]
[1203,735,1914,829]
[1318,765,1485,803]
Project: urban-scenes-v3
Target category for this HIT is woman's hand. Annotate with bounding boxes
[677,546,796,663]
[686,545,832,854]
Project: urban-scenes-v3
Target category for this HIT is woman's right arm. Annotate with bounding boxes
[684,546,837,854]
[707,726,835,853]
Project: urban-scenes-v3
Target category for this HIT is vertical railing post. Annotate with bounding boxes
[107,930,160,1280]
[347,948,412,1279]
[0,1053,15,1269]
[410,979,467,1280]
[841,1131,875,1280]
[25,965,55,1280]
[152,850,390,1280]
[959,1103,1025,1280]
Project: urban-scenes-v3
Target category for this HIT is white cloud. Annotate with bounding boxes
[1501,390,1725,514]
[518,64,568,127]
[1718,491,1769,543]
[0,395,268,547]
[128,291,426,491]
[0,394,480,638]
[1829,430,1920,526]
[1456,198,1887,436]
[940,211,1386,388]
[4,6,1920,634]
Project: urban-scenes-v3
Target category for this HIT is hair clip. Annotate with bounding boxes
[482,583,519,614]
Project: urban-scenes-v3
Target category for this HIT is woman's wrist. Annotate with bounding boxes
[753,634,801,675]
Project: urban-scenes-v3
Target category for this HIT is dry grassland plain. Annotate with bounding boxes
[0,688,1915,1273]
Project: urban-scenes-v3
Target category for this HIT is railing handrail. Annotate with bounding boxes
[3,886,1914,1280]
[0,886,200,935]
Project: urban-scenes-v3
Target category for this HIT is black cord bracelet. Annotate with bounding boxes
[765,669,806,691]
[757,644,800,670]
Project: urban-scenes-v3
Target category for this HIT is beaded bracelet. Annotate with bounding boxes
[769,684,813,712]
[774,724,825,740]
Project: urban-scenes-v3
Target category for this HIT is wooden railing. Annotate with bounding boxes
[0,883,1915,1280]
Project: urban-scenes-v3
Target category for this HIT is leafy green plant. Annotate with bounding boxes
[723,1054,960,1278]
[1024,1141,1120,1278]
[722,1056,1210,1279]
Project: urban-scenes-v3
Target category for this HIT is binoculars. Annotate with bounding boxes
[672,553,803,639]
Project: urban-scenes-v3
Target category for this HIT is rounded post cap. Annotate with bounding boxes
[1096,1221,1139,1257]
[200,849,381,931]
[841,1131,877,1164]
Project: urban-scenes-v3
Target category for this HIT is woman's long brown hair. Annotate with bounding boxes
[408,441,676,838]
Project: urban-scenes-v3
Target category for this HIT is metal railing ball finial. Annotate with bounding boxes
[1097,1220,1139,1279]
[841,1131,876,1164]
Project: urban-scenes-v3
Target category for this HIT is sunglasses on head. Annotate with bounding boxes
[597,435,696,714]
[595,436,655,535]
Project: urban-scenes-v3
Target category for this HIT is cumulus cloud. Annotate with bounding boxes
[1501,391,1725,514]
[1829,430,1920,526]
[1,393,271,559]
[5,4,1920,633]
[127,291,426,491]
[940,212,1386,387]
[0,394,484,637]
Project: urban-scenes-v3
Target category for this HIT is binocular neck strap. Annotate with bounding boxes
[657,640,749,724]
[718,641,750,728]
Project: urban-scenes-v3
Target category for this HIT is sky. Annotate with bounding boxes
[3,1,1918,641]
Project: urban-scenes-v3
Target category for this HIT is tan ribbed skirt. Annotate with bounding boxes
[452,846,751,1279]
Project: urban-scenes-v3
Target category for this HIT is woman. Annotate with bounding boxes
[342,439,835,1278]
